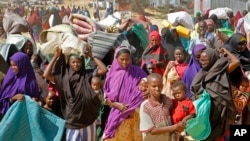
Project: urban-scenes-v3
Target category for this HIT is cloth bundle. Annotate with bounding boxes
[98,12,122,28]
[209,7,233,19]
[167,11,194,30]
[69,14,102,41]
[88,30,130,60]
[39,24,87,61]
[3,11,30,34]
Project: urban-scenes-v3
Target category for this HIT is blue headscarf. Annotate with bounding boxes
[0,52,39,115]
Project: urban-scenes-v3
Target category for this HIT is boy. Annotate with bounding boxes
[171,81,196,140]
[140,73,183,141]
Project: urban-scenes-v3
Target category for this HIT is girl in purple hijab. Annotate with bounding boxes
[0,52,39,116]
[103,46,147,140]
[182,44,206,98]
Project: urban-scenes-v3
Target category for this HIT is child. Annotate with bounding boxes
[91,76,102,99]
[140,73,183,141]
[162,47,188,98]
[232,76,250,123]
[139,78,149,100]
[91,76,111,141]
[42,90,60,116]
[171,81,196,140]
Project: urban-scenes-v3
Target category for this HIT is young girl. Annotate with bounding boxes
[162,47,188,98]
[171,81,196,140]
[140,73,183,141]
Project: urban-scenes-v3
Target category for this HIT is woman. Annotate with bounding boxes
[161,27,183,61]
[224,33,250,77]
[190,48,240,141]
[182,44,206,98]
[0,52,39,117]
[103,46,147,140]
[142,31,168,76]
[43,45,108,140]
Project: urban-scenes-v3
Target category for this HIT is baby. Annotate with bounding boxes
[138,78,149,100]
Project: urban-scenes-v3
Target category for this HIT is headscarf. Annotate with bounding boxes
[191,48,236,141]
[150,24,159,33]
[138,13,148,22]
[234,11,242,28]
[0,52,39,115]
[205,19,214,26]
[103,46,147,139]
[142,31,168,75]
[182,44,206,98]
[224,33,250,71]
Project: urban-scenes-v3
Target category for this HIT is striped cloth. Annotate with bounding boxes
[87,30,130,60]
[66,123,96,141]
[0,95,65,141]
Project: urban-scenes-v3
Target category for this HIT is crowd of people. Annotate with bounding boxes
[0,2,250,141]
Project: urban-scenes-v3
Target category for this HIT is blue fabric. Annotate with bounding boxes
[179,36,190,52]
[0,95,65,141]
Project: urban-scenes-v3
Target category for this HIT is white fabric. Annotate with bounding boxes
[167,11,194,30]
[209,7,233,19]
[98,12,121,28]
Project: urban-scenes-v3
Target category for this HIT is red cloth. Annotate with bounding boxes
[174,61,188,80]
[48,82,59,96]
[28,10,42,26]
[234,11,242,28]
[171,99,196,124]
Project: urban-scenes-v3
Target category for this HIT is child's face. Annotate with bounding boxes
[146,64,155,74]
[139,80,148,92]
[148,78,163,98]
[174,49,185,63]
[45,91,56,107]
[91,80,101,91]
[239,81,249,92]
[172,86,186,101]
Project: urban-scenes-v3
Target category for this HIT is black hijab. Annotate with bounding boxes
[191,48,236,141]
[54,54,101,129]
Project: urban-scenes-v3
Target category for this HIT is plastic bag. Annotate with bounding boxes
[218,28,234,37]
[185,90,211,141]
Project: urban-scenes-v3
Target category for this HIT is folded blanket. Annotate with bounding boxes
[0,95,65,141]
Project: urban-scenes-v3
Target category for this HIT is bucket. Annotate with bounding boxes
[176,25,191,38]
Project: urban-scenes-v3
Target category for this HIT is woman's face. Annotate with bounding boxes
[10,60,19,75]
[237,40,247,52]
[150,36,158,46]
[117,53,130,69]
[69,57,83,72]
[199,52,210,68]
[22,42,33,57]
[174,49,185,63]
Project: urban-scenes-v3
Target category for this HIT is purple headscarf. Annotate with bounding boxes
[182,44,206,98]
[0,52,39,115]
[103,46,147,139]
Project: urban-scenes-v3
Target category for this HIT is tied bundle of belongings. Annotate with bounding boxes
[88,30,131,60]
[98,12,122,28]
[3,11,30,34]
[69,14,103,41]
[209,7,233,19]
[39,24,87,61]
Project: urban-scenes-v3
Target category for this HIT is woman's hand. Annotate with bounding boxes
[12,94,25,102]
[54,47,62,58]
[113,102,128,112]
[84,44,93,58]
